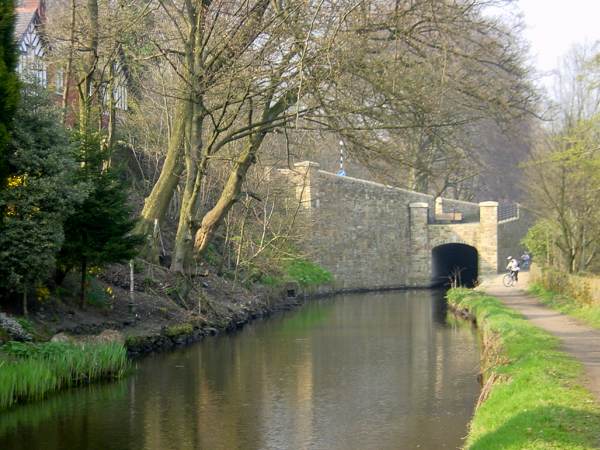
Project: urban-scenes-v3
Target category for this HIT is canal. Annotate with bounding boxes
[0,290,480,450]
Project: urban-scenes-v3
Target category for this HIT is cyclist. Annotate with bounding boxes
[506,256,520,282]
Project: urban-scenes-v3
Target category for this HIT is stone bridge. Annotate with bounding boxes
[273,161,531,291]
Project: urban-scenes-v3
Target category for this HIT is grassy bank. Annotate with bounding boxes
[0,341,128,410]
[447,288,600,449]
[529,283,600,330]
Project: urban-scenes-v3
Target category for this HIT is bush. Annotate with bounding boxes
[536,268,593,305]
[259,274,284,286]
[521,219,559,265]
[0,83,85,307]
[256,258,333,288]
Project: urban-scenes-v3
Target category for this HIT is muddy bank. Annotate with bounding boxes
[1,262,320,359]
[123,292,307,357]
[446,295,505,410]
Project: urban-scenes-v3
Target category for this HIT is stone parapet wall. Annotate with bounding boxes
[436,197,480,222]
[409,202,431,285]
[275,162,527,290]
[278,164,434,290]
[478,202,499,275]
[306,170,432,290]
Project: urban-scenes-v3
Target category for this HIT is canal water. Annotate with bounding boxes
[0,290,480,450]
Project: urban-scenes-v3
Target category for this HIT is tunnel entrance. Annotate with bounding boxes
[432,244,478,287]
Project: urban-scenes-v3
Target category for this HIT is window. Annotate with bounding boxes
[114,83,128,110]
[55,68,64,94]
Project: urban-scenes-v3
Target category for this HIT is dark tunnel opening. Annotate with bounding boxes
[432,244,478,287]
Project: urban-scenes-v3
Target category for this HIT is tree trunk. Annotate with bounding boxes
[414,171,429,194]
[61,0,76,125]
[129,259,135,313]
[80,257,87,308]
[171,151,208,272]
[136,100,188,241]
[233,203,249,283]
[105,63,116,166]
[171,96,196,272]
[194,138,262,256]
[171,9,208,273]
[193,88,295,257]
[79,0,99,136]
[22,288,28,316]
[54,268,68,286]
[570,249,577,274]
[217,213,231,275]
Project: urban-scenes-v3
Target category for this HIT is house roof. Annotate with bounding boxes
[15,0,42,41]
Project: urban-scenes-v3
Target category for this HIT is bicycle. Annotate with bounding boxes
[502,270,517,287]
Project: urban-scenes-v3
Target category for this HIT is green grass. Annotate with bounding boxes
[529,283,600,330]
[447,288,600,449]
[259,258,333,288]
[259,273,283,286]
[285,259,332,286]
[0,341,129,410]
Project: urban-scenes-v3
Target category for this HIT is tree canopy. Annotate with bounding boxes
[0,84,84,311]
[0,0,19,184]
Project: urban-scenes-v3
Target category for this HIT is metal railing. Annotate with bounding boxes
[498,203,519,222]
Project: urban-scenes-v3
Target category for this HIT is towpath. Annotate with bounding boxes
[478,272,600,402]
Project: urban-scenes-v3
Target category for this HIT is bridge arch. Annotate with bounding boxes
[431,243,478,287]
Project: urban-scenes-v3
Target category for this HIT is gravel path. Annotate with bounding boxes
[478,272,600,402]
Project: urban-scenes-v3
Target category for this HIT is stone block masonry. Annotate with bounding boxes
[275,162,528,291]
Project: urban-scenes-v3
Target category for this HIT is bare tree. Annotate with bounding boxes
[319,0,537,198]
[46,0,151,139]
[133,0,353,272]
[130,0,539,274]
[526,44,600,273]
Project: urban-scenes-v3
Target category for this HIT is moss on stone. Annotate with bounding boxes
[164,323,194,338]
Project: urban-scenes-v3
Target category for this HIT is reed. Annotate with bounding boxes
[0,341,128,410]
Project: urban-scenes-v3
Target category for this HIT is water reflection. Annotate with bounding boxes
[0,290,479,450]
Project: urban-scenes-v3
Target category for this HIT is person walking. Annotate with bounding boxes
[520,252,531,270]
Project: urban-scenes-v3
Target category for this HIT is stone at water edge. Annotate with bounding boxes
[0,312,33,342]
[93,329,125,345]
[50,332,74,343]
[51,329,126,345]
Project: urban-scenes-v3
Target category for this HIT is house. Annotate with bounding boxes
[15,0,48,87]
[14,0,128,112]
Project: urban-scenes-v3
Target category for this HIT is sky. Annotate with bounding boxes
[517,0,600,75]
